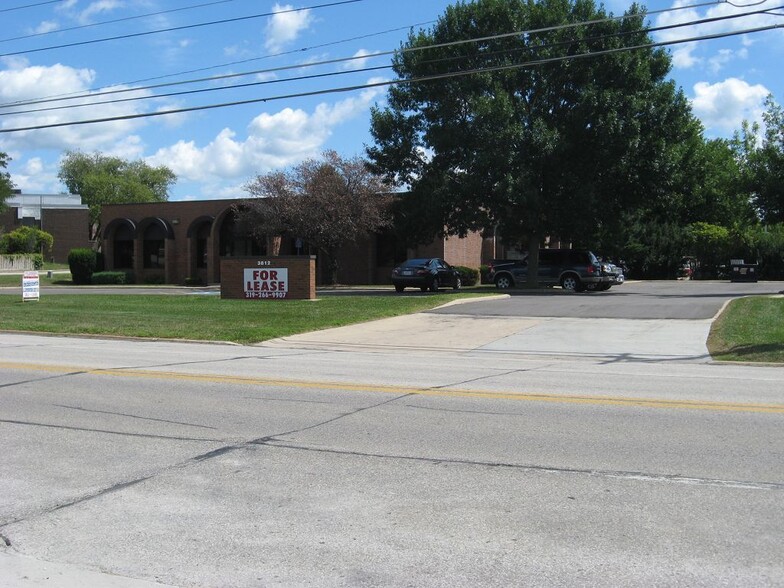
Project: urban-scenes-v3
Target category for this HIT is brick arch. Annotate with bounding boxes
[101,218,136,271]
[186,215,215,283]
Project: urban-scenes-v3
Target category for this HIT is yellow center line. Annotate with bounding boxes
[2,361,783,414]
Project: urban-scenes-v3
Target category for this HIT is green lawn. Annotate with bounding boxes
[708,297,784,363]
[0,272,70,287]
[0,292,493,344]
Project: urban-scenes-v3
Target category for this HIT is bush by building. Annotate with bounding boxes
[68,248,97,285]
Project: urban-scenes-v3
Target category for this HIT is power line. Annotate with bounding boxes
[2,22,781,134]
[0,0,247,45]
[0,0,368,59]
[1,2,777,113]
[0,21,434,110]
[0,0,64,13]
[0,0,725,101]
[0,0,728,111]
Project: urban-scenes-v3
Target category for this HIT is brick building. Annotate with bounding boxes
[0,191,91,263]
[100,199,491,286]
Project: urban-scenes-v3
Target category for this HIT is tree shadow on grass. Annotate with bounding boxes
[717,343,784,363]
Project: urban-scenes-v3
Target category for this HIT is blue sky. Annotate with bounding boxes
[1,0,782,202]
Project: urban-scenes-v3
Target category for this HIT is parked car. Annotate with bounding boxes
[391,258,462,292]
[489,249,608,292]
[587,257,625,291]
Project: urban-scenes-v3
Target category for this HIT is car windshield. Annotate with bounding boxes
[400,258,430,268]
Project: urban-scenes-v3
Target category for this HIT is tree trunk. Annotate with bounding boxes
[525,233,540,289]
[266,234,282,256]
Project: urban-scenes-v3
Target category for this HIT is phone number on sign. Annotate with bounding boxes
[245,291,288,299]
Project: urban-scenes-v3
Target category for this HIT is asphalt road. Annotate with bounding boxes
[0,282,783,587]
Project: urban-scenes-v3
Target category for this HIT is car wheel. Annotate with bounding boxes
[430,278,439,292]
[494,275,512,289]
[598,283,612,291]
[453,276,461,290]
[394,285,404,293]
[560,274,580,292]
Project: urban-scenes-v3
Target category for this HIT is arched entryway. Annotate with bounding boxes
[136,217,175,283]
[102,218,136,271]
[186,215,214,284]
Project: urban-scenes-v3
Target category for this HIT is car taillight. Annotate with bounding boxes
[587,265,595,274]
[416,269,428,275]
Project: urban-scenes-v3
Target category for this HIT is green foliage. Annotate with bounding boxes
[368,0,698,283]
[733,97,784,224]
[455,266,479,287]
[0,226,54,254]
[479,264,492,285]
[58,150,176,236]
[0,152,13,212]
[685,222,731,275]
[185,276,207,286]
[68,248,97,285]
[91,271,131,285]
[143,274,165,285]
[750,224,784,279]
[32,254,43,270]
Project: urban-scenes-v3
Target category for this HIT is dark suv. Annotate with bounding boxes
[489,249,608,292]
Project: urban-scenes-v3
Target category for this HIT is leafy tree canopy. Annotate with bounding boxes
[733,95,784,224]
[238,151,392,284]
[58,150,176,236]
[368,0,699,283]
[0,152,14,213]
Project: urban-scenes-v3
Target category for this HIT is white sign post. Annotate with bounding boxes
[22,271,40,301]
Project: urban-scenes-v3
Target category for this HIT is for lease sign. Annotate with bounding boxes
[22,271,40,301]
[243,268,288,299]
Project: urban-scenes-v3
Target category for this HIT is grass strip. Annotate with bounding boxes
[708,296,784,363]
[0,293,492,345]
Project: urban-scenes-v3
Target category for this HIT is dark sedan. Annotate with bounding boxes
[391,258,462,292]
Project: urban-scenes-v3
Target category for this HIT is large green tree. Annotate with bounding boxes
[368,0,699,285]
[734,96,784,224]
[58,151,176,237]
[0,152,13,213]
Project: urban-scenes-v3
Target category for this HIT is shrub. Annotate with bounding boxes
[455,266,479,287]
[185,276,207,286]
[480,264,492,284]
[32,254,43,270]
[144,274,165,285]
[68,248,97,285]
[91,271,130,285]
[0,226,54,254]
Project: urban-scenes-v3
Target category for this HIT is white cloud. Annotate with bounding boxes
[708,48,748,74]
[342,49,380,71]
[78,0,123,24]
[671,43,701,69]
[33,21,59,35]
[691,78,770,132]
[147,86,385,188]
[654,0,782,70]
[264,4,314,52]
[0,62,153,153]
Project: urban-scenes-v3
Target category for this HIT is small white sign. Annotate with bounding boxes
[22,271,40,301]
[244,268,289,299]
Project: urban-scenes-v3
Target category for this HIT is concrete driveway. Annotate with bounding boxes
[268,280,784,363]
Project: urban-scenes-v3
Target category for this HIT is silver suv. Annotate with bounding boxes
[490,249,609,292]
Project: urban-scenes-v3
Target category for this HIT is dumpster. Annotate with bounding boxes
[730,262,759,283]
